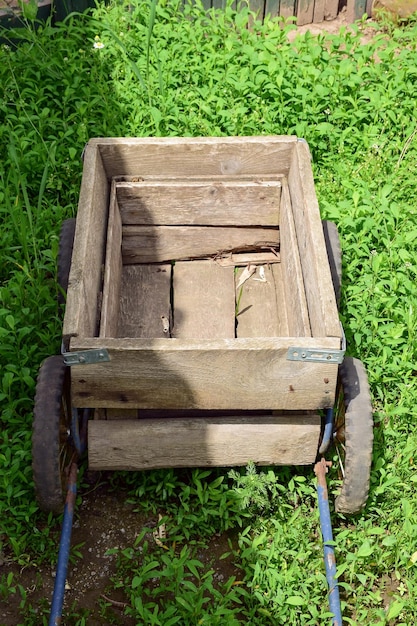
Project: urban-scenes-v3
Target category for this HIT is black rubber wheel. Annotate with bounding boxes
[322,220,342,308]
[333,357,373,514]
[32,355,76,514]
[57,218,76,308]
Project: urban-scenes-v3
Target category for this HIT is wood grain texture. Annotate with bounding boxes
[280,180,311,337]
[279,0,296,16]
[346,0,367,21]
[236,264,289,337]
[116,180,281,226]
[264,0,281,18]
[313,0,325,21]
[288,140,341,339]
[100,182,122,338]
[172,261,235,339]
[63,144,109,341]
[88,136,298,180]
[88,414,321,470]
[324,0,339,19]
[117,264,172,338]
[69,336,340,411]
[214,251,280,266]
[122,225,280,264]
[297,0,315,24]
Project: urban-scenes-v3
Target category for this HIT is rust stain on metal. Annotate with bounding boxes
[314,457,332,493]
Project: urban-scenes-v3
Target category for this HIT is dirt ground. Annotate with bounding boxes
[0,13,382,625]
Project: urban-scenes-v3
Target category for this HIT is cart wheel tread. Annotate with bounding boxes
[322,220,342,308]
[32,355,74,514]
[335,357,373,514]
[58,218,76,308]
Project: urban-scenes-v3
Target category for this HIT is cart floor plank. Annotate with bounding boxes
[236,264,289,337]
[116,180,281,226]
[100,182,122,338]
[117,264,172,338]
[122,225,280,264]
[172,260,235,338]
[88,414,321,470]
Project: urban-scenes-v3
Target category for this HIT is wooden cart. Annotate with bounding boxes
[32,136,373,515]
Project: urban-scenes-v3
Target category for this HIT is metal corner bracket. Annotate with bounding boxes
[62,348,110,366]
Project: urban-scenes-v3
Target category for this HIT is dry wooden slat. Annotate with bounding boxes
[313,0,325,22]
[117,264,172,338]
[88,414,322,470]
[235,264,289,337]
[63,144,109,340]
[122,225,280,264]
[172,261,235,339]
[69,336,340,411]
[215,251,280,267]
[297,0,315,24]
[100,182,122,338]
[288,140,340,339]
[89,136,298,180]
[264,0,281,18]
[279,0,296,17]
[116,180,281,226]
[280,180,311,337]
[324,0,338,19]
[346,0,367,21]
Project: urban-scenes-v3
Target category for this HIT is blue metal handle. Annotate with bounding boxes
[315,458,342,626]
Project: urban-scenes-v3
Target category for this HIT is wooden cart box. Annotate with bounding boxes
[63,136,342,470]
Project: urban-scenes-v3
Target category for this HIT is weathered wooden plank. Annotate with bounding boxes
[324,0,338,19]
[288,140,341,339]
[117,264,172,338]
[100,182,122,338]
[313,0,325,22]
[264,0,280,18]
[69,336,340,411]
[280,180,311,337]
[215,251,280,267]
[235,264,289,337]
[172,261,235,339]
[346,0,367,21]
[63,143,109,341]
[122,226,280,264]
[90,136,298,180]
[116,180,281,226]
[297,0,315,24]
[248,0,265,19]
[88,414,321,470]
[279,0,296,17]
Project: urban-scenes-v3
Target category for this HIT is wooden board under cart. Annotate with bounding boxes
[63,136,342,471]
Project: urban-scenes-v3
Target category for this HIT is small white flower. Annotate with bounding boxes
[93,41,105,49]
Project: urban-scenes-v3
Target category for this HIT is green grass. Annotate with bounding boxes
[1,1,417,623]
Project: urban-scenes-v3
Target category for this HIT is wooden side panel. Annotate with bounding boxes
[100,183,122,338]
[313,0,325,22]
[122,225,280,264]
[288,141,341,339]
[92,136,297,180]
[236,264,289,337]
[117,265,172,338]
[172,261,235,339]
[88,414,322,470]
[69,336,340,410]
[280,180,311,337]
[324,0,338,19]
[63,144,109,340]
[297,0,315,24]
[116,180,281,227]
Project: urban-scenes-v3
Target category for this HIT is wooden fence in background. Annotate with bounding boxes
[205,0,373,25]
